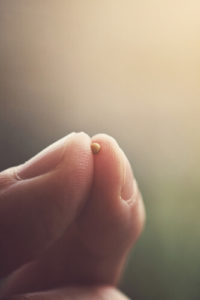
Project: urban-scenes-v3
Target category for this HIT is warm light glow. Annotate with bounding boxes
[0,1,200,299]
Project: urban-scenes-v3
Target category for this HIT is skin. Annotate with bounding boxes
[0,132,145,300]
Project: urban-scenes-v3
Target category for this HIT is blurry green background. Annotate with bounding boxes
[0,1,200,299]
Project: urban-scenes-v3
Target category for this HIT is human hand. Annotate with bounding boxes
[0,133,145,299]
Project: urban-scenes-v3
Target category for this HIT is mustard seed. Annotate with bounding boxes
[91,142,101,154]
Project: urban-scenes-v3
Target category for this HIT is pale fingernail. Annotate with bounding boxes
[120,150,136,201]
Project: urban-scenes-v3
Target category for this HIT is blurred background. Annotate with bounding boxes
[0,1,200,299]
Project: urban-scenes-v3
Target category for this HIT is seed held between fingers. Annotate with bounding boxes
[91,143,101,154]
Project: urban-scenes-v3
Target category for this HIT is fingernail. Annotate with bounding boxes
[17,132,77,179]
[120,150,136,201]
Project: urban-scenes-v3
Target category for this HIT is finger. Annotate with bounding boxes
[79,134,145,253]
[76,134,145,282]
[0,132,93,278]
[2,286,129,300]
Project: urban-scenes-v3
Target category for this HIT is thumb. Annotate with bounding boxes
[0,132,93,278]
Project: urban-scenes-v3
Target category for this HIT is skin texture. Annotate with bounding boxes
[0,132,145,299]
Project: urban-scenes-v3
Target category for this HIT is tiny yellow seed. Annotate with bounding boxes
[91,142,101,154]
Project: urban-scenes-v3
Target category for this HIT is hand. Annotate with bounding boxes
[0,133,145,299]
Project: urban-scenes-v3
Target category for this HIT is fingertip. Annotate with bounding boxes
[91,133,136,204]
[79,133,145,256]
[91,133,124,200]
[17,132,92,180]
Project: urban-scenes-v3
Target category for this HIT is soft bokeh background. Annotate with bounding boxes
[0,1,200,299]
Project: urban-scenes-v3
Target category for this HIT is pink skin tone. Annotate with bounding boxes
[0,133,145,299]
